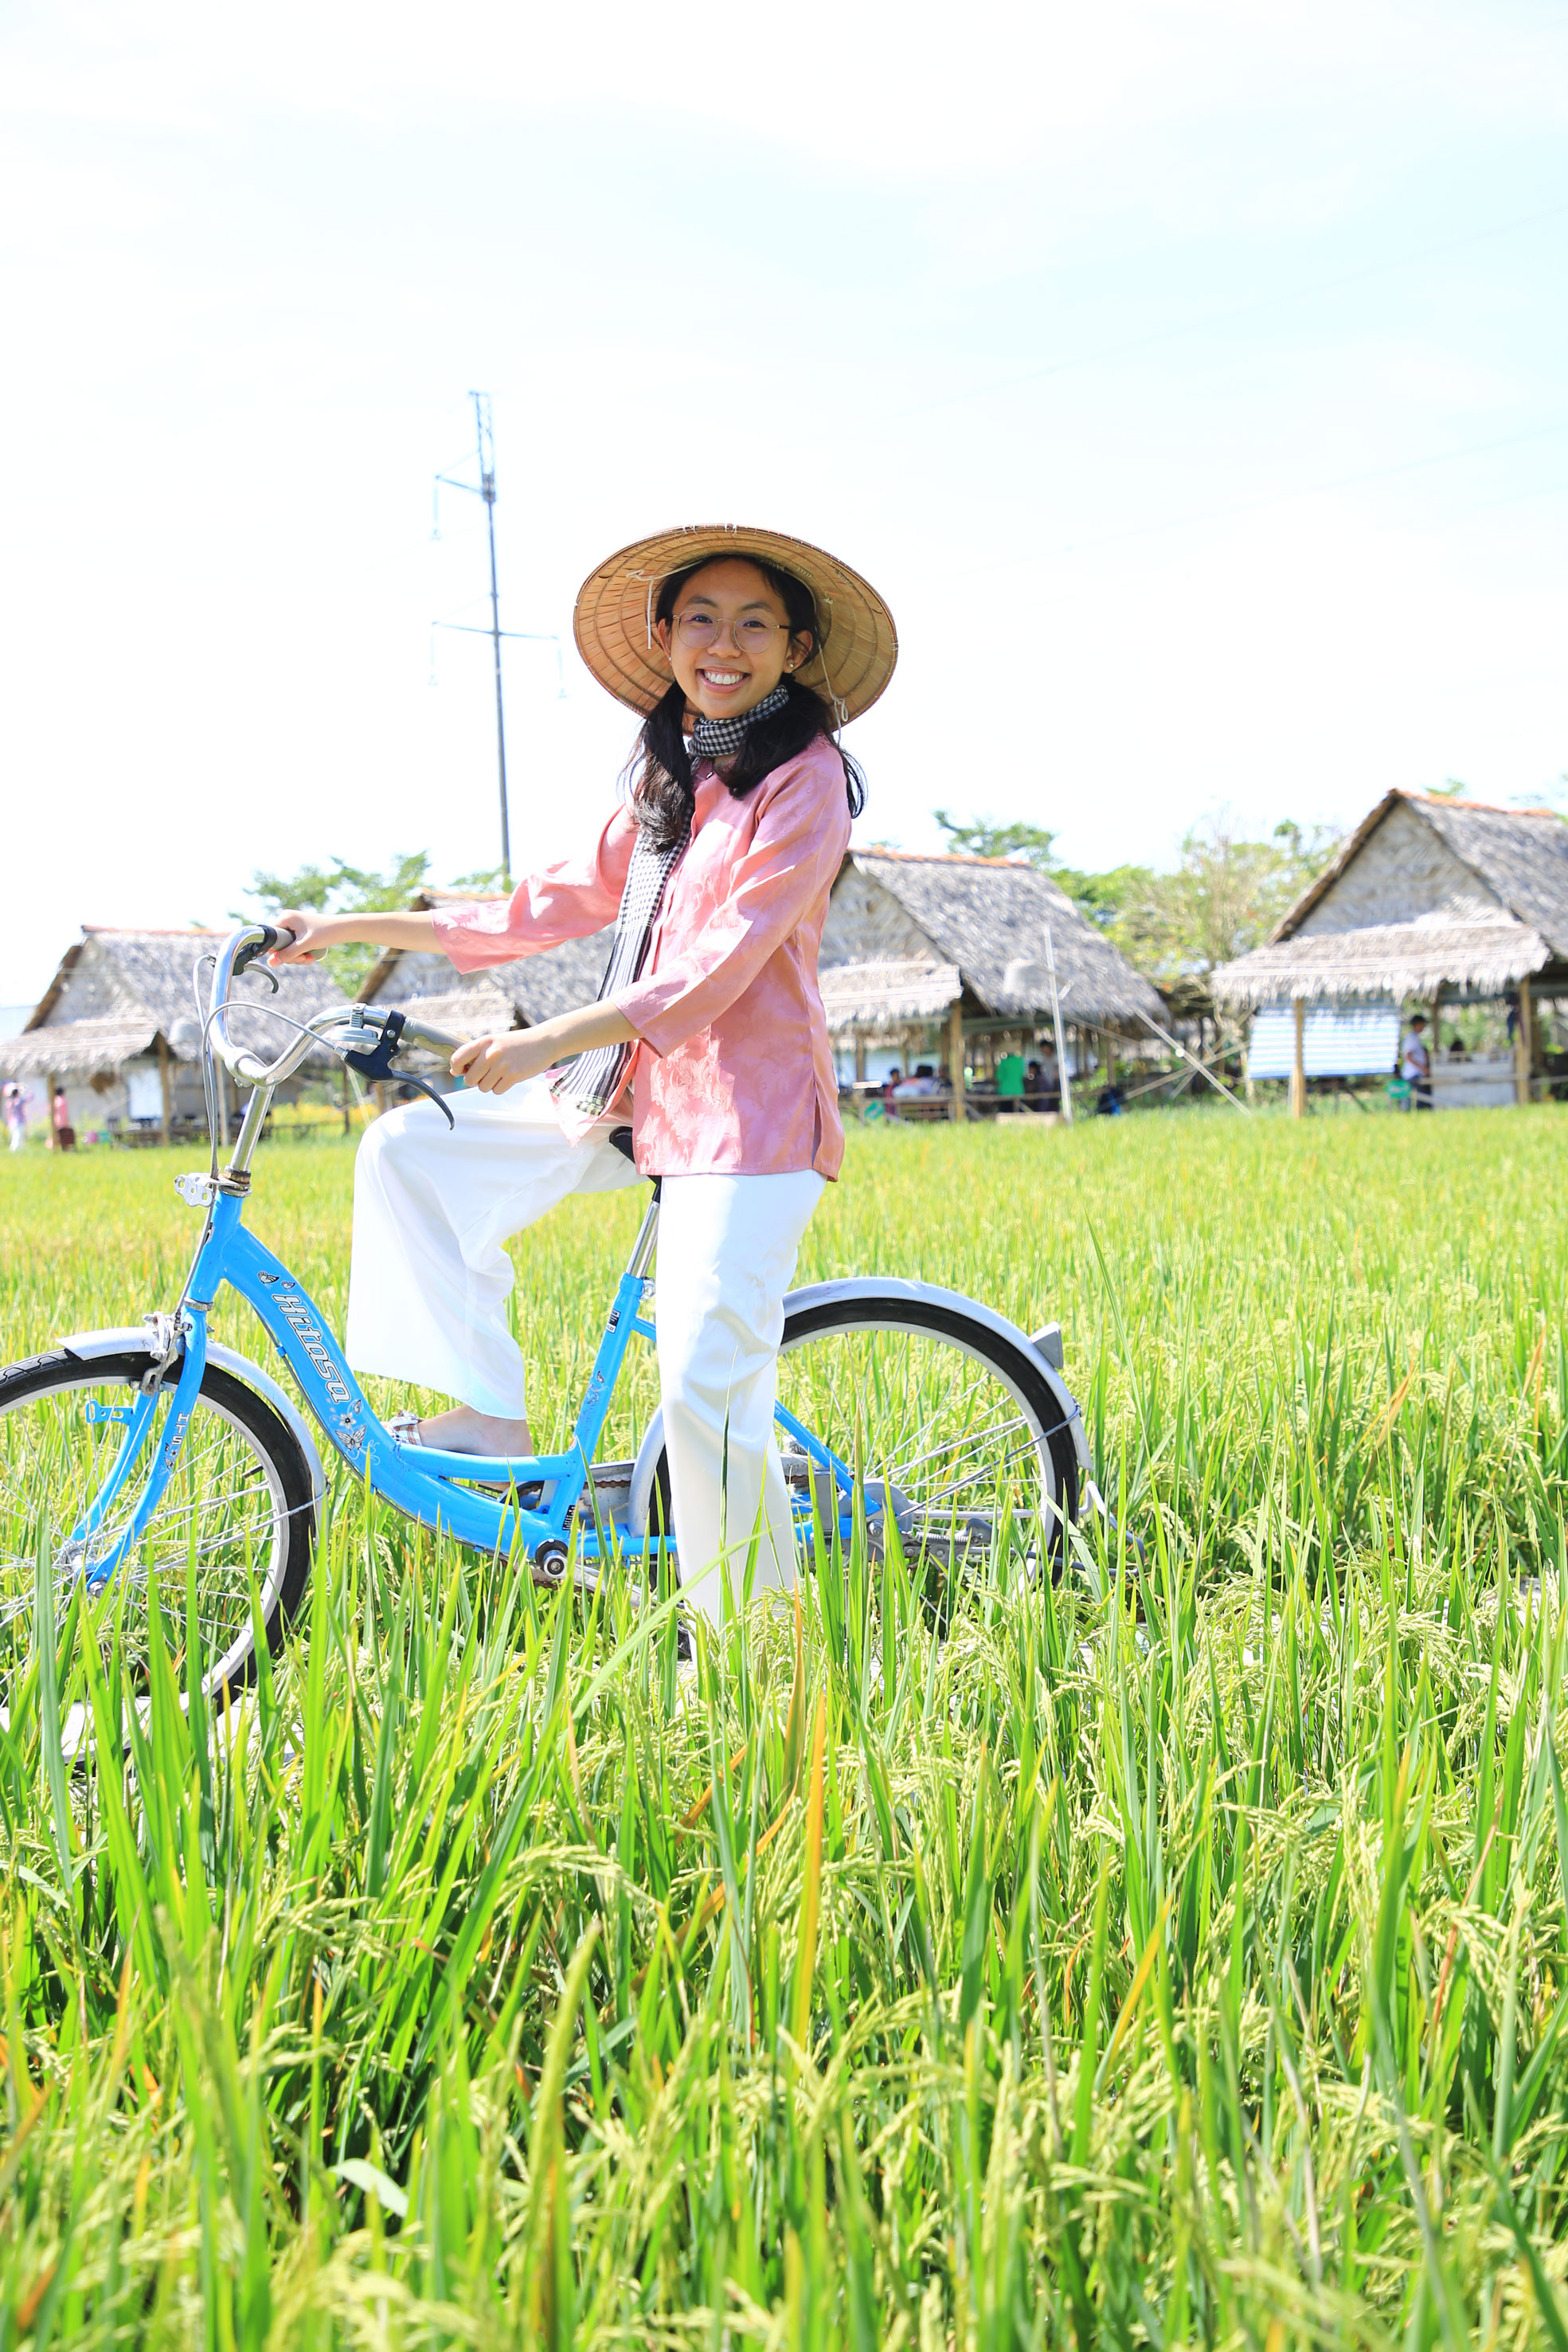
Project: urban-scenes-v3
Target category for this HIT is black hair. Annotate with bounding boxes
[625,556,866,849]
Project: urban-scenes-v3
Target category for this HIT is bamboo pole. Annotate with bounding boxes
[157,1032,173,1145]
[1515,976,1535,1106]
[1133,1008,1251,1116]
[948,998,966,1124]
[1043,927,1072,1125]
[1289,998,1307,1118]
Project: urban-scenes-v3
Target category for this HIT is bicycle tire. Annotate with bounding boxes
[644,1289,1079,1589]
[0,1345,317,1703]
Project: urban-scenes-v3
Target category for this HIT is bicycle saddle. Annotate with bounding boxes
[608,1125,661,1199]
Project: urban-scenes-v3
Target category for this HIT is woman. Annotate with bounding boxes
[272,525,896,1623]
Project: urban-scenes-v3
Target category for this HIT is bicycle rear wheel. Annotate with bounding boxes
[0,1347,316,1712]
[642,1291,1078,1592]
[774,1293,1079,1585]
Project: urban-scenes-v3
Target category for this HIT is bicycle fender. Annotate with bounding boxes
[775,1278,1091,1474]
[628,1407,667,1537]
[56,1325,329,1505]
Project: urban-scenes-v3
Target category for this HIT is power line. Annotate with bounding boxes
[895,198,1568,427]
[956,413,1568,577]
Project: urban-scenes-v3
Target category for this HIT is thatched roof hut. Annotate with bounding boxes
[0,928,346,1137]
[819,850,1163,1033]
[1208,791,1568,1111]
[1210,792,1568,1008]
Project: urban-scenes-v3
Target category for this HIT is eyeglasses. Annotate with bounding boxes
[672,608,790,652]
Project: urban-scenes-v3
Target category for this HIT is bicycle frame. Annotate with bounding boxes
[78,1184,861,1587]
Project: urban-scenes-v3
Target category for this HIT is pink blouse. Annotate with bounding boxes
[431,735,852,1179]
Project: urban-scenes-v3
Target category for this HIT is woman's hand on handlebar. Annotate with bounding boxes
[267,910,342,964]
[264,908,440,966]
[450,1031,562,1094]
[452,1002,638,1094]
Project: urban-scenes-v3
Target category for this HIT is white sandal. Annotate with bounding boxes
[385,1407,544,1504]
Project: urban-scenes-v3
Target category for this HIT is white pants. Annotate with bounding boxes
[346,1079,824,1621]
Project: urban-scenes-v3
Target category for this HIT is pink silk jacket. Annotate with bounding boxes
[431,734,852,1179]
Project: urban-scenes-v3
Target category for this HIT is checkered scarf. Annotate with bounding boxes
[686,680,789,766]
[550,684,792,1121]
[550,824,690,1118]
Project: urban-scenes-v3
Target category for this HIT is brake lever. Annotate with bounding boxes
[342,1009,456,1129]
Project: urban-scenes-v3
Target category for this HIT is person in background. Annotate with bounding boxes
[995,1047,1026,1114]
[50,1086,76,1152]
[1446,1028,1468,1061]
[1401,1013,1432,1109]
[3,1082,29,1152]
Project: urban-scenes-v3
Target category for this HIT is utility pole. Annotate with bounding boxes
[474,393,510,886]
[434,390,513,886]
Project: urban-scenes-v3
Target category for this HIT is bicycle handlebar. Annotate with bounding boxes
[205,926,463,1089]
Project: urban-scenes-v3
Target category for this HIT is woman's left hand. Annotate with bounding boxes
[449,1031,561,1094]
[449,1001,638,1094]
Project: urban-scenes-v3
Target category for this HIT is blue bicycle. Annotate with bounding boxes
[0,925,1088,1698]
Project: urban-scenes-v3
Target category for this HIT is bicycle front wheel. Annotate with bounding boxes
[0,1346,316,1711]
[774,1292,1080,1586]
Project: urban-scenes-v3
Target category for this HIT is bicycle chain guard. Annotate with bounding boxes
[343,1010,455,1129]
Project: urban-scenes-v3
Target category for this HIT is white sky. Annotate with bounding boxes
[2,0,1565,1003]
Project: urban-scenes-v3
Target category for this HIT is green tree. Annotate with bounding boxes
[933,810,1058,868]
[236,851,434,995]
[1048,859,1157,933]
[933,808,1158,933]
[929,804,1341,979]
[1109,814,1340,980]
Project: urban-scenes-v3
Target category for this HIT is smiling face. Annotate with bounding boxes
[655,558,813,725]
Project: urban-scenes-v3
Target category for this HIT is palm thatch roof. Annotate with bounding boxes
[818,961,962,1032]
[825,852,1163,1027]
[2,1019,165,1078]
[1210,792,1568,1008]
[0,929,348,1074]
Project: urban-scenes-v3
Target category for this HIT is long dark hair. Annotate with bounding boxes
[626,558,866,849]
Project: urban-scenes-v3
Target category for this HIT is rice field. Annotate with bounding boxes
[2,1103,1566,2347]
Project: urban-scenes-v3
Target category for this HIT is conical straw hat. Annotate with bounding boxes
[573,524,897,724]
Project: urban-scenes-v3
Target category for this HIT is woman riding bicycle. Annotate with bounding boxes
[271,526,896,1624]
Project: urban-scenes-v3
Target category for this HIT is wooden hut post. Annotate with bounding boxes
[948,998,966,1124]
[157,1032,173,1145]
[1289,998,1307,1118]
[1515,976,1535,1106]
[854,1034,866,1086]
